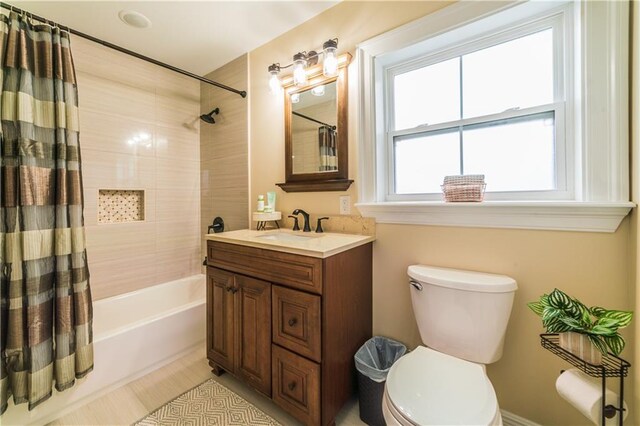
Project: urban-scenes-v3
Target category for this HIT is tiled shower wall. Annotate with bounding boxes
[200,54,249,261]
[73,36,202,300]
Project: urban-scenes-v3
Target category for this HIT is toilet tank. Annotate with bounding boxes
[408,265,517,364]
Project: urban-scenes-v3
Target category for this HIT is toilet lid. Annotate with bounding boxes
[386,346,498,425]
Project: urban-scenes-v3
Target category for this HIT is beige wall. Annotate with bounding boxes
[74,36,202,300]
[248,1,635,424]
[200,54,249,261]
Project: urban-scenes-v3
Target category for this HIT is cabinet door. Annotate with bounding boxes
[272,345,321,426]
[207,267,235,372]
[235,274,272,396]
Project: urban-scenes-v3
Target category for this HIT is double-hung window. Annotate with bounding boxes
[356,1,632,232]
[386,12,567,200]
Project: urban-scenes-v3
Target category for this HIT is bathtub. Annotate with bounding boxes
[3,274,206,426]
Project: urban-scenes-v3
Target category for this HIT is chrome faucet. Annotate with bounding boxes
[291,209,311,232]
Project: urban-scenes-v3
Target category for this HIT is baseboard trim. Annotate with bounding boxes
[502,409,541,426]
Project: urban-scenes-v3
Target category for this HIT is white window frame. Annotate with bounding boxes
[355,0,633,232]
[386,14,568,201]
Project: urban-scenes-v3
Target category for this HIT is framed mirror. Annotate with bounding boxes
[277,54,352,192]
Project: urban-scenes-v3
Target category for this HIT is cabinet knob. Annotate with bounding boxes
[231,287,238,294]
[288,318,297,327]
[288,381,297,391]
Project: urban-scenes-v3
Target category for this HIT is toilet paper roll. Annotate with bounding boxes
[556,368,628,425]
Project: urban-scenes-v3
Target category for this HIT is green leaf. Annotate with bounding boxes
[562,297,583,319]
[547,320,572,333]
[603,334,626,355]
[574,300,592,325]
[559,317,587,332]
[589,324,618,336]
[549,289,572,309]
[591,307,607,318]
[542,306,562,326]
[527,301,545,317]
[540,294,550,307]
[594,317,621,331]
[601,310,633,328]
[587,334,609,355]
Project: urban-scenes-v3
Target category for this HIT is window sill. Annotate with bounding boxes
[355,201,635,233]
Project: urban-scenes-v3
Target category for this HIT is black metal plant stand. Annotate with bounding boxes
[255,220,280,231]
[540,334,630,426]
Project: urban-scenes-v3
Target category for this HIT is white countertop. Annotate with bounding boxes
[206,229,375,258]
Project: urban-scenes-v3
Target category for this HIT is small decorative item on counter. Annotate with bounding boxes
[266,191,276,213]
[257,194,265,212]
[441,174,486,202]
[528,288,633,363]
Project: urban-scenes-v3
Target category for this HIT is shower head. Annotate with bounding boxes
[200,108,220,124]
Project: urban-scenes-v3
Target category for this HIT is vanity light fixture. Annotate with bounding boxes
[292,52,308,87]
[267,38,339,94]
[322,39,338,77]
[268,63,281,95]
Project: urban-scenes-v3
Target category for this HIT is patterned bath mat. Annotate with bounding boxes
[134,378,282,426]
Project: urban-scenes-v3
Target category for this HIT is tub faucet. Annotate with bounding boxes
[291,209,311,232]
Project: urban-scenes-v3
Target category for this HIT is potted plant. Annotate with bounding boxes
[528,289,632,364]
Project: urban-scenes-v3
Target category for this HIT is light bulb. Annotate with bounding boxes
[311,85,325,96]
[291,93,300,103]
[322,39,338,77]
[268,63,281,95]
[269,73,280,94]
[292,52,307,87]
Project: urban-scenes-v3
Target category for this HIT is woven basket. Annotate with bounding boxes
[441,175,486,202]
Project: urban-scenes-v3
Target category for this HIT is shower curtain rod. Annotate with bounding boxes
[0,2,247,98]
[292,111,336,130]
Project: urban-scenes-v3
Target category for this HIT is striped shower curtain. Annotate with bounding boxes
[0,11,93,414]
[318,125,337,171]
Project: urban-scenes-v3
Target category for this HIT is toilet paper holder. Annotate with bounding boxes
[603,405,622,420]
[542,334,630,426]
[560,369,621,420]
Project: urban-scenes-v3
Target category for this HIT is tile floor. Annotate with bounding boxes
[48,347,364,425]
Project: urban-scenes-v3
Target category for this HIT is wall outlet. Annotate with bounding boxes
[339,195,351,215]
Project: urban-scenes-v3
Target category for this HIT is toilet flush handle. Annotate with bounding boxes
[409,279,423,291]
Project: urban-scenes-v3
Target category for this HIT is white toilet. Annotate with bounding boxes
[382,265,517,426]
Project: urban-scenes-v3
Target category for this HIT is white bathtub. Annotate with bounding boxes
[3,274,206,426]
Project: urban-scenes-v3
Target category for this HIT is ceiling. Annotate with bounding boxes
[9,1,338,75]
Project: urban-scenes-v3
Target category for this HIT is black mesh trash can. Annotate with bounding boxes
[354,337,407,426]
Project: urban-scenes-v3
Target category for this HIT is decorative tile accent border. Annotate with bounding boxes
[281,214,375,236]
[98,189,145,223]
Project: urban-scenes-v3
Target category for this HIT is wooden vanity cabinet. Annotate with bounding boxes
[206,240,373,426]
[206,267,272,396]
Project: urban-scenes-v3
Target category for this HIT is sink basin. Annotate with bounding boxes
[255,233,323,243]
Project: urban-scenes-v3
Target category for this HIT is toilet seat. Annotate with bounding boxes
[384,346,500,426]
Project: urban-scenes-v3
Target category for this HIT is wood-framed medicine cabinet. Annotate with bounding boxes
[276,53,352,192]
